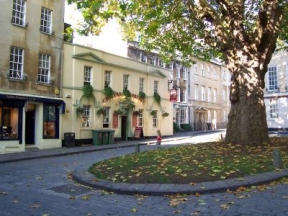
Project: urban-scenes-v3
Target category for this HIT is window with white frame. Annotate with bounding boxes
[201,64,204,76]
[182,89,186,102]
[104,70,111,86]
[270,99,278,118]
[195,84,199,100]
[82,105,90,127]
[201,86,205,101]
[158,59,164,68]
[213,70,217,79]
[176,67,180,78]
[123,74,129,89]
[213,88,217,103]
[141,53,147,63]
[137,109,143,127]
[208,87,211,102]
[222,69,226,80]
[40,7,52,34]
[268,66,278,91]
[166,63,173,70]
[38,53,51,83]
[9,46,24,79]
[154,81,158,93]
[139,78,144,92]
[223,110,227,121]
[194,65,198,74]
[103,107,110,127]
[152,110,157,127]
[206,66,210,77]
[84,66,92,85]
[177,88,181,102]
[12,0,26,26]
[180,109,187,123]
[182,67,188,80]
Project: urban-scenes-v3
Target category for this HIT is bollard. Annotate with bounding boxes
[272,148,283,169]
[135,143,140,153]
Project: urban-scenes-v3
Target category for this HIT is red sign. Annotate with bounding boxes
[170,89,177,102]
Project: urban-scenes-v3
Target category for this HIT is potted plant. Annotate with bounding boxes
[97,107,106,116]
[153,92,161,105]
[162,112,169,117]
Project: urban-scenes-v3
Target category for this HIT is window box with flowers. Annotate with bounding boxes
[138,91,146,101]
[104,85,115,99]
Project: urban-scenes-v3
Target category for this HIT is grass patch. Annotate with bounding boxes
[89,137,288,184]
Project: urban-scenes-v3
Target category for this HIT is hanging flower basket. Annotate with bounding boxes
[82,84,94,99]
[133,110,140,116]
[150,110,157,116]
[123,87,132,98]
[76,107,84,117]
[153,92,161,105]
[162,112,169,117]
[97,107,106,116]
[138,91,146,101]
[114,109,124,116]
[104,86,115,99]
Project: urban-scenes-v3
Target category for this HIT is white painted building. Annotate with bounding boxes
[264,50,288,131]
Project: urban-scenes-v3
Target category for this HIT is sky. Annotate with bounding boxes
[64,2,128,57]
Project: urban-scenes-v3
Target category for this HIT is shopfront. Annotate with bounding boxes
[0,93,65,153]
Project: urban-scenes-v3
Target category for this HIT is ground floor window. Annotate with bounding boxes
[43,104,59,138]
[0,107,19,139]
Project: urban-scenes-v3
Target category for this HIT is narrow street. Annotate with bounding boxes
[0,132,287,216]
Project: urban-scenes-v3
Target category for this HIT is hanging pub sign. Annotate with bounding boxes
[170,89,177,102]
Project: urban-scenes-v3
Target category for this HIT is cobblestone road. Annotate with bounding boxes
[0,144,288,215]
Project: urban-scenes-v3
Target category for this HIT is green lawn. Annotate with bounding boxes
[89,137,288,184]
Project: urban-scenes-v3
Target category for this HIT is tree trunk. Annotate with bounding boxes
[225,67,269,145]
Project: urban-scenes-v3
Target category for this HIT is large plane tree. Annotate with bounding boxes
[68,0,288,145]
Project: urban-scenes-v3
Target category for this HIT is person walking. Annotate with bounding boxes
[156,129,162,148]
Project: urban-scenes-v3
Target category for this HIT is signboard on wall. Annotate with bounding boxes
[170,89,177,102]
[134,127,143,139]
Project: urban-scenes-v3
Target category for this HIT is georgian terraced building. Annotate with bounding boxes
[62,43,173,144]
[0,0,65,153]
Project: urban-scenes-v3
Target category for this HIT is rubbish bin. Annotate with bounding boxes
[108,130,115,144]
[64,132,75,147]
[102,131,109,145]
[92,130,103,145]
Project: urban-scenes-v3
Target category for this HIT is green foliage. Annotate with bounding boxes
[97,107,106,116]
[162,112,169,117]
[173,122,181,132]
[133,110,140,116]
[82,84,94,99]
[104,86,115,99]
[138,91,146,100]
[114,109,124,116]
[119,98,135,110]
[150,110,157,116]
[123,87,132,98]
[180,124,192,131]
[76,106,84,118]
[153,92,161,105]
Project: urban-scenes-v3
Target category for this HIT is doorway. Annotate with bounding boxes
[121,116,127,140]
[25,110,35,144]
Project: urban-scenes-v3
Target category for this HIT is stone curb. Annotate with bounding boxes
[72,163,288,196]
